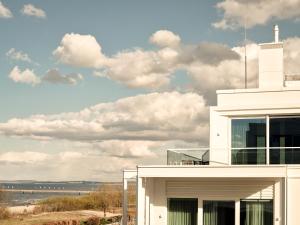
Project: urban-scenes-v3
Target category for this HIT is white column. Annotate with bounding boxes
[137,177,145,225]
[274,180,282,225]
[235,200,240,225]
[198,198,203,225]
[123,177,128,225]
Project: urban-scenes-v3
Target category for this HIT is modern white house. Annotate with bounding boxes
[122,26,300,225]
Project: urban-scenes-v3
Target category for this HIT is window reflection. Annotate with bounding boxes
[231,119,266,165]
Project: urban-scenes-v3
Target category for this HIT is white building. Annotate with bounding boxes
[123,26,300,225]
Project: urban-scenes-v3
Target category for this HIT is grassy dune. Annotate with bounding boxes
[0,184,136,225]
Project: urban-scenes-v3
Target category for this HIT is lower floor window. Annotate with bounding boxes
[167,198,273,225]
[168,198,198,225]
[203,201,235,225]
[240,200,273,225]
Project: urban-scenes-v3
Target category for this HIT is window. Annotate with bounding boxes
[203,201,235,225]
[231,119,266,164]
[270,117,300,164]
[168,198,197,225]
[240,200,273,225]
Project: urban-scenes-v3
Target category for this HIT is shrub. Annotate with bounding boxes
[36,183,136,216]
[0,207,10,220]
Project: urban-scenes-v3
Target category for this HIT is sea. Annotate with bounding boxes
[0,181,103,206]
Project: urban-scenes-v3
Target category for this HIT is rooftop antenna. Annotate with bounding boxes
[244,16,248,89]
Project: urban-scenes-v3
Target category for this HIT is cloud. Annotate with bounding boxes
[149,30,181,47]
[6,48,33,63]
[52,30,300,105]
[0,1,12,18]
[213,0,300,29]
[0,149,136,181]
[90,140,157,158]
[53,33,107,68]
[186,43,259,103]
[0,92,209,144]
[0,151,49,164]
[21,4,46,18]
[283,37,300,76]
[43,69,83,85]
[55,31,239,90]
[101,48,176,89]
[8,67,83,86]
[9,66,41,86]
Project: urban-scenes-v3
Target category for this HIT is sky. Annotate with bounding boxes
[1,0,300,181]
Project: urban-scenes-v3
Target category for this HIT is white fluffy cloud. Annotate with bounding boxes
[0,92,209,144]
[187,43,259,102]
[149,30,181,47]
[8,67,84,86]
[90,140,157,158]
[9,66,41,86]
[283,37,300,76]
[213,0,300,29]
[6,48,33,63]
[0,91,209,180]
[21,4,46,18]
[43,69,83,85]
[0,1,12,18]
[53,33,107,68]
[0,151,49,164]
[55,31,239,90]
[0,149,136,181]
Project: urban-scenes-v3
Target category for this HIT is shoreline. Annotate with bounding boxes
[3,189,91,194]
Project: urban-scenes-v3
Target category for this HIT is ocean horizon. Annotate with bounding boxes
[0,180,119,206]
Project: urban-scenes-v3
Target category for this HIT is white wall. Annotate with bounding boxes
[146,177,280,225]
[259,43,284,89]
[217,89,300,108]
[209,108,229,165]
[286,167,300,225]
[152,178,167,225]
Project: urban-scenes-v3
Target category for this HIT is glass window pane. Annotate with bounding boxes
[168,198,197,225]
[231,119,266,165]
[240,200,273,225]
[203,201,235,225]
[270,117,300,164]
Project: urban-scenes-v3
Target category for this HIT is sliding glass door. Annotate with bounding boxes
[240,200,273,225]
[203,201,235,225]
[168,198,197,225]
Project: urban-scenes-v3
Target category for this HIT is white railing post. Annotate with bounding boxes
[266,115,270,165]
[123,174,128,225]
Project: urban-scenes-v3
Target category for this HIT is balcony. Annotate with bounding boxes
[167,148,209,165]
[232,147,300,165]
[167,147,300,166]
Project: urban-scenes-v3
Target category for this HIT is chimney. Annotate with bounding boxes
[258,25,284,89]
[274,24,279,43]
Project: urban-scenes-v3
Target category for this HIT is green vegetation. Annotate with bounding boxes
[35,184,135,216]
[0,189,11,220]
[0,183,136,225]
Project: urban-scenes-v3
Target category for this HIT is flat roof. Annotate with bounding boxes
[216,87,300,94]
[137,165,288,178]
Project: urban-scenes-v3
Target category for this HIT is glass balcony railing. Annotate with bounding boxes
[232,147,300,165]
[270,147,300,164]
[167,149,210,165]
[166,147,300,166]
[231,148,266,165]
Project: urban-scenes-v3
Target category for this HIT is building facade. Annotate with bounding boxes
[123,26,300,225]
